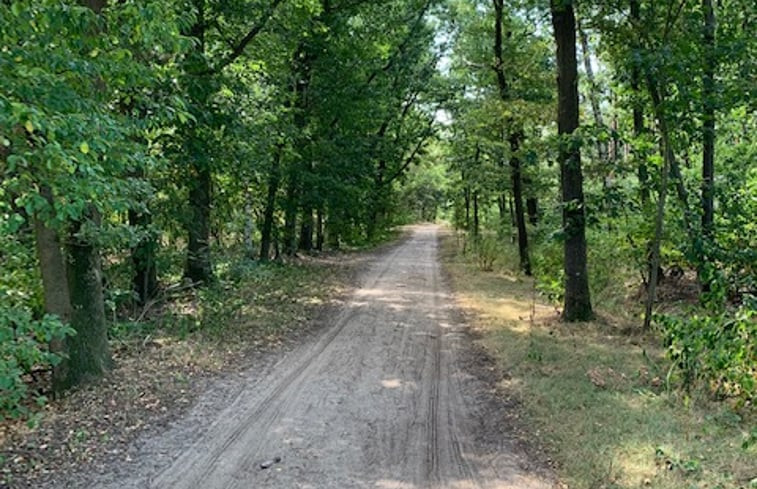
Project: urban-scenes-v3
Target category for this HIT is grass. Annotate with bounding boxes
[439,230,756,489]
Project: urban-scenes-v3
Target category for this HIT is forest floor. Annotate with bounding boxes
[0,242,363,488]
[439,230,756,489]
[2,225,556,488]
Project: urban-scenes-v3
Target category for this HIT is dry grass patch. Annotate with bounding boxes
[440,232,756,489]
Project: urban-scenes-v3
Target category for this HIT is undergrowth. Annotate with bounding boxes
[440,230,756,489]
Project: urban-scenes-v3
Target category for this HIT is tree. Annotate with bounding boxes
[550,0,593,321]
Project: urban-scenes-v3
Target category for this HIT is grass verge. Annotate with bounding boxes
[439,231,756,489]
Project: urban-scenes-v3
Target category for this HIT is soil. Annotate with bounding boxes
[34,225,554,489]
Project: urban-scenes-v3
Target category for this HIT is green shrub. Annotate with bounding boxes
[0,305,74,420]
[655,297,756,406]
[472,235,498,271]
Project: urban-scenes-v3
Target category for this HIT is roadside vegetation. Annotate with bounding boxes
[0,248,358,487]
[441,232,755,489]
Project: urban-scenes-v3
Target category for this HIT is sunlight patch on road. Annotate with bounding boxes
[381,378,403,389]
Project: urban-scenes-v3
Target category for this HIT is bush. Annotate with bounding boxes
[655,297,756,406]
[472,235,498,271]
[0,305,74,420]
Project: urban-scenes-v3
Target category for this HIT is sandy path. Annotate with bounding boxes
[91,225,551,489]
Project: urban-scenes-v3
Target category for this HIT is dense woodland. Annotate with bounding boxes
[0,0,754,421]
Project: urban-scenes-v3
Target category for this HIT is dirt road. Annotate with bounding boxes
[91,225,551,489]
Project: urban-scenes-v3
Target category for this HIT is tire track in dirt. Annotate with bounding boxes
[90,225,552,489]
[150,242,408,489]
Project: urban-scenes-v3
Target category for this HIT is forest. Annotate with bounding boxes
[0,0,755,486]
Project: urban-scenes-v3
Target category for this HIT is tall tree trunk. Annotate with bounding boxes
[492,0,530,273]
[509,133,532,275]
[260,147,281,260]
[326,210,341,249]
[472,190,480,238]
[527,197,539,225]
[282,171,298,256]
[243,190,255,259]
[368,159,387,240]
[316,207,324,251]
[551,0,593,321]
[498,194,507,229]
[183,2,213,284]
[299,207,314,251]
[463,185,471,231]
[577,20,608,163]
[643,114,673,331]
[129,166,157,305]
[129,207,158,305]
[700,0,716,291]
[630,0,649,206]
[33,187,71,392]
[185,162,213,283]
[64,214,112,389]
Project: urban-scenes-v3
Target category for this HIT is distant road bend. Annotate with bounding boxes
[96,225,551,489]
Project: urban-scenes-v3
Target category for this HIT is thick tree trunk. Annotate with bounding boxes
[185,162,213,283]
[551,0,594,322]
[509,133,531,275]
[33,187,71,392]
[260,148,281,261]
[63,215,112,389]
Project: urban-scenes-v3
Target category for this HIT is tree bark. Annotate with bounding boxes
[33,187,71,392]
[630,0,649,206]
[183,1,214,284]
[509,133,532,275]
[243,191,255,259]
[282,171,299,256]
[316,207,324,251]
[260,147,281,260]
[185,161,213,283]
[463,185,470,231]
[700,0,716,290]
[551,0,594,322]
[63,214,112,389]
[577,20,608,163]
[472,190,480,238]
[492,0,530,274]
[129,207,158,305]
[299,207,314,251]
[527,197,539,225]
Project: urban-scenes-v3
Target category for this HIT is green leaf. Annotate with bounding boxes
[79,142,90,154]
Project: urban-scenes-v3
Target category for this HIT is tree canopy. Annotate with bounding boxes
[1,0,754,414]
